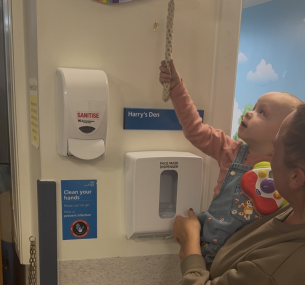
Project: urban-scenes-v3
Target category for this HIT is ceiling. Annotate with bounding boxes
[243,0,272,9]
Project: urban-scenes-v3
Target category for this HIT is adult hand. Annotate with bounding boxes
[178,246,186,263]
[173,209,201,261]
[159,59,181,90]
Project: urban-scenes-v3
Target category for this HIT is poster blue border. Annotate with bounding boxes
[61,180,97,240]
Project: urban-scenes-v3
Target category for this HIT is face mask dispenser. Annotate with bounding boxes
[124,151,203,239]
[56,68,108,160]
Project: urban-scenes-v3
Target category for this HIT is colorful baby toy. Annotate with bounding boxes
[241,162,285,215]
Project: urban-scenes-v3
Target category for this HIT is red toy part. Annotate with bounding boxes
[240,171,257,192]
[241,171,278,215]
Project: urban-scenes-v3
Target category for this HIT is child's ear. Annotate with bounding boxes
[290,168,305,190]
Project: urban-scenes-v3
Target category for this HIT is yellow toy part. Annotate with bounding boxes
[281,199,289,207]
[253,161,271,169]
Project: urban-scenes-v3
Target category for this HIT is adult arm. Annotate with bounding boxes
[174,210,276,285]
[180,255,276,285]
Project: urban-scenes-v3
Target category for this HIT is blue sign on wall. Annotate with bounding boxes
[61,180,97,240]
[124,108,204,130]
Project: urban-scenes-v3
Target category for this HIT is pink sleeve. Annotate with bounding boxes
[170,81,241,163]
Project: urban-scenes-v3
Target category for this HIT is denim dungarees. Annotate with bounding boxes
[198,144,261,263]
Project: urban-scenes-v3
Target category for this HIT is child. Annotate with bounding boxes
[159,59,302,263]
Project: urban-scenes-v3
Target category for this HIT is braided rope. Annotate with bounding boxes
[28,237,37,284]
[162,0,175,102]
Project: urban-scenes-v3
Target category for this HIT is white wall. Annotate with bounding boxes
[11,0,242,267]
[35,0,221,261]
[204,0,243,211]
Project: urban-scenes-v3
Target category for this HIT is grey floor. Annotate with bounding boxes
[59,254,181,285]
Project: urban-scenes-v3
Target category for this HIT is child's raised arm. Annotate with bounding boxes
[158,59,240,163]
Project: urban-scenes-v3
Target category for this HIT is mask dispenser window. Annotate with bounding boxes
[159,170,178,219]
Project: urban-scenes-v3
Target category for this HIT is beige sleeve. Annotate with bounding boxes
[180,255,276,285]
[272,245,305,285]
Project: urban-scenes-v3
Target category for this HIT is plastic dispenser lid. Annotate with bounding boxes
[68,138,105,160]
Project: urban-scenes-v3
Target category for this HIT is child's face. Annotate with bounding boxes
[238,93,296,148]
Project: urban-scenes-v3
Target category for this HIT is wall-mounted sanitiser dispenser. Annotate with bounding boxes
[56,68,108,160]
[124,151,203,239]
